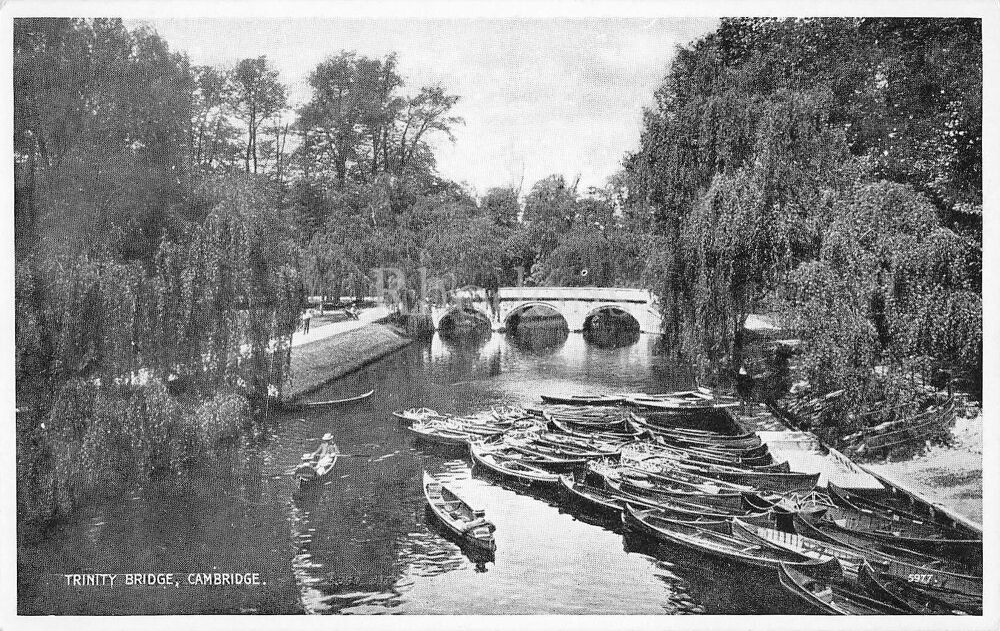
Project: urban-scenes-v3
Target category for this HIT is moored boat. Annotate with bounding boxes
[777,562,908,615]
[285,389,375,409]
[790,513,983,596]
[470,440,561,486]
[857,561,981,615]
[622,504,831,571]
[393,407,448,424]
[406,420,498,446]
[423,471,496,553]
[540,393,625,405]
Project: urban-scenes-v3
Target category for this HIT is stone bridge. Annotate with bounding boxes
[430,286,661,334]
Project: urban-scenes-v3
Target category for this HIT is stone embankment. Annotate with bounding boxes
[284,323,414,401]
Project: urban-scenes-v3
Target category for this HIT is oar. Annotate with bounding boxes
[283,452,372,474]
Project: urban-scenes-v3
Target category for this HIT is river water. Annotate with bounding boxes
[17,328,980,615]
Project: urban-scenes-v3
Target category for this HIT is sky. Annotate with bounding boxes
[133,18,717,195]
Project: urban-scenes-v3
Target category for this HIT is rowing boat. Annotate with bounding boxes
[857,561,981,615]
[469,441,561,486]
[423,471,496,553]
[828,483,979,541]
[540,393,625,405]
[852,467,983,538]
[617,476,745,509]
[730,517,874,580]
[393,407,449,424]
[406,421,498,446]
[295,446,339,490]
[790,513,982,595]
[622,504,829,571]
[777,562,908,615]
[633,458,819,494]
[623,443,778,470]
[549,418,646,440]
[625,395,741,411]
[288,389,374,409]
[558,474,661,516]
[819,504,982,566]
[479,437,588,469]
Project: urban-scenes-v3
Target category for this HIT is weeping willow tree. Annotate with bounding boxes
[781,182,981,435]
[629,18,981,430]
[15,178,302,526]
[635,82,860,376]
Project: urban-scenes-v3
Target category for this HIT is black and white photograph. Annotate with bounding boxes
[4,1,996,626]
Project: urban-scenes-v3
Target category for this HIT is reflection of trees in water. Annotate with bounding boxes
[583,308,640,349]
[507,319,569,354]
[583,326,640,349]
[439,321,492,349]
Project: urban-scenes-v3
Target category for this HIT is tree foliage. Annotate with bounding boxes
[628,17,982,417]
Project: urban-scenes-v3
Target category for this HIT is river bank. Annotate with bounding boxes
[866,412,983,526]
[284,323,415,401]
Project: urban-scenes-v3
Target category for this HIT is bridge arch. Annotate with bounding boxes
[502,301,569,333]
[582,304,642,332]
[437,305,492,331]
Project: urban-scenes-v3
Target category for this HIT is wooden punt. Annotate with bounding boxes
[731,517,875,580]
[606,480,755,519]
[533,431,623,455]
[624,452,792,476]
[630,418,762,447]
[406,421,498,446]
[482,442,588,470]
[469,441,561,486]
[540,393,625,405]
[618,476,745,510]
[828,483,979,541]
[852,466,982,538]
[625,395,742,411]
[618,504,767,535]
[286,389,374,409]
[622,505,833,572]
[656,434,768,455]
[858,561,981,615]
[630,415,758,441]
[558,474,661,516]
[550,418,647,440]
[623,444,778,470]
[510,444,598,464]
[791,513,982,596]
[777,562,908,615]
[423,471,496,553]
[640,459,818,494]
[393,407,448,425]
[820,503,982,567]
[618,461,757,493]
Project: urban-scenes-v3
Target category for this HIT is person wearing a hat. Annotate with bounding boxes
[310,432,337,461]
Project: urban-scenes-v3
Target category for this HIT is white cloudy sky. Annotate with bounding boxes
[135,18,717,194]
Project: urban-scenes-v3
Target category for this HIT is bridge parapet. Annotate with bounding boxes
[497,286,654,304]
[428,286,661,334]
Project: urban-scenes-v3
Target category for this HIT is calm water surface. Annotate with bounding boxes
[27,328,974,614]
[275,330,804,614]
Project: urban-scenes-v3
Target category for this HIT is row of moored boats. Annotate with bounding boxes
[401,390,983,615]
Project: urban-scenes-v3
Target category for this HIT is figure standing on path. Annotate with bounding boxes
[302,308,313,334]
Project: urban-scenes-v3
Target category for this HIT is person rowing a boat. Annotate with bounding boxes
[311,433,338,461]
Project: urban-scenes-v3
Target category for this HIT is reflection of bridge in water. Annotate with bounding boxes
[431,287,661,334]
